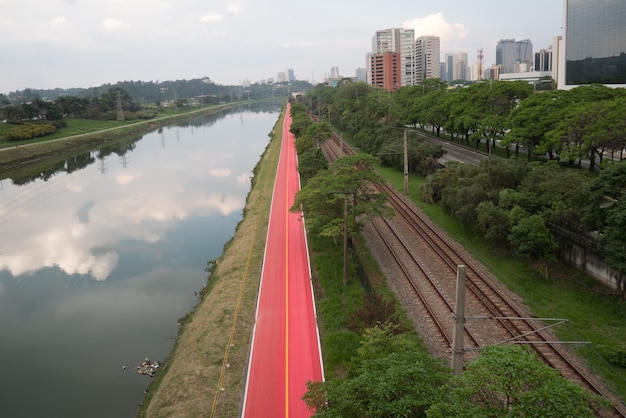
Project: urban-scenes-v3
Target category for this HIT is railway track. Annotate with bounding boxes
[319,130,625,417]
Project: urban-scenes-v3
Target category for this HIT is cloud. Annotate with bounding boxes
[49,16,68,28]
[101,17,129,32]
[208,168,231,177]
[199,13,223,23]
[116,171,143,185]
[227,5,242,14]
[403,13,468,42]
[237,172,251,184]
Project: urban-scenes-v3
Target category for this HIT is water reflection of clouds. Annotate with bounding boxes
[208,168,232,177]
[0,113,270,282]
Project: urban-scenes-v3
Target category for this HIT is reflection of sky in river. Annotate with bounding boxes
[1,111,269,280]
[0,105,280,417]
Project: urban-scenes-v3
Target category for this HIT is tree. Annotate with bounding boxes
[516,161,592,229]
[3,104,27,123]
[601,197,626,299]
[584,161,626,298]
[428,344,610,418]
[303,324,450,417]
[292,154,393,286]
[508,214,557,278]
[378,135,445,176]
[505,90,565,159]
[291,154,392,241]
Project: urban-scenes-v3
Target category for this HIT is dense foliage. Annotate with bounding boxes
[428,344,609,417]
[298,79,626,291]
[3,78,310,104]
[303,325,609,417]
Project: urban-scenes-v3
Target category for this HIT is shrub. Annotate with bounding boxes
[608,348,626,368]
[5,122,57,141]
[346,292,407,333]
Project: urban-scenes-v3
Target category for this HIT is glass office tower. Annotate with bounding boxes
[565,0,626,86]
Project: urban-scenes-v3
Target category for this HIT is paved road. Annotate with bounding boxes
[242,103,324,417]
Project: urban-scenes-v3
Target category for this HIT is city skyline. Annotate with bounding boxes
[0,0,564,93]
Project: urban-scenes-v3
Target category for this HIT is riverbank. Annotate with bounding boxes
[0,102,248,173]
[138,105,285,417]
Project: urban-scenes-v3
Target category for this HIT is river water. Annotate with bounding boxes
[0,102,281,418]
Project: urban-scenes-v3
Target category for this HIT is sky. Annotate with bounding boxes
[0,0,565,93]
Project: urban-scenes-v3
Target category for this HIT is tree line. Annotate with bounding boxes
[295,80,626,295]
[2,88,144,124]
[0,77,312,106]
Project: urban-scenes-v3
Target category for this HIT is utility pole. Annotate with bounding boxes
[403,129,408,196]
[342,194,348,287]
[451,265,466,376]
[330,191,354,286]
[116,91,125,121]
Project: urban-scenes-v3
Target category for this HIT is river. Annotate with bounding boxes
[0,102,281,417]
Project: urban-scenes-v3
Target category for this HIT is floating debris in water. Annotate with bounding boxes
[136,358,160,377]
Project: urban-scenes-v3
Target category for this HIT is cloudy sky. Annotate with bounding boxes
[0,0,564,93]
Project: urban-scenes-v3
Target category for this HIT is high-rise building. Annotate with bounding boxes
[370,28,415,87]
[445,52,469,82]
[369,52,400,92]
[535,47,553,72]
[355,68,367,83]
[287,68,295,83]
[496,39,533,74]
[560,0,626,88]
[415,36,440,82]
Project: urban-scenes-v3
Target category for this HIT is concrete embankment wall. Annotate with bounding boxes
[559,238,623,292]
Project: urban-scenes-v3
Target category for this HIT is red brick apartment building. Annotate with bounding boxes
[369,51,400,92]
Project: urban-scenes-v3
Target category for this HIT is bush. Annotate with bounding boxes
[608,348,626,368]
[347,292,407,333]
[5,122,57,141]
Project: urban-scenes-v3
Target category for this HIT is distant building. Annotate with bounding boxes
[276,72,286,83]
[287,68,295,83]
[415,36,440,81]
[369,52,400,92]
[496,38,533,74]
[370,28,415,87]
[355,67,367,83]
[325,66,345,87]
[445,51,469,81]
[535,47,553,72]
[486,65,504,80]
[499,71,553,87]
[470,61,483,81]
[560,0,626,88]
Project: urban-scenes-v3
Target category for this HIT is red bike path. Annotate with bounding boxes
[242,103,324,417]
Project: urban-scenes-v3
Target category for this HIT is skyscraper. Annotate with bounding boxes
[561,0,626,88]
[535,47,553,72]
[496,39,533,74]
[415,36,440,82]
[370,28,415,87]
[445,52,469,82]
